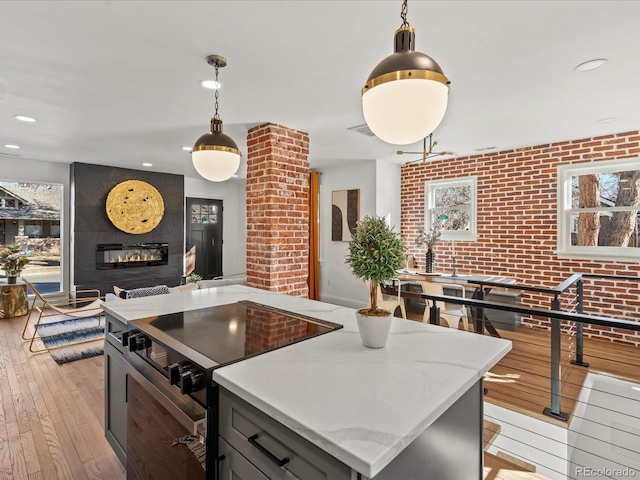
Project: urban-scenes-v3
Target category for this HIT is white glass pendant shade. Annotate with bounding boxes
[192,117,241,182]
[192,149,240,182]
[362,79,448,145]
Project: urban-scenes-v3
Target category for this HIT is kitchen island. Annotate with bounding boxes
[102,284,511,479]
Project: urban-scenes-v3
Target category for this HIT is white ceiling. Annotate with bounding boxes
[1,1,639,181]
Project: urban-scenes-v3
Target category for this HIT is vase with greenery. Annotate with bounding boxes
[346,215,405,348]
[415,223,441,273]
[187,272,202,284]
[0,245,30,284]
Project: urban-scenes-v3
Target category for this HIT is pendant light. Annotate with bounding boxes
[192,55,241,182]
[362,0,450,146]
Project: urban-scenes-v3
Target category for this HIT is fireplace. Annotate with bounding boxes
[96,243,168,270]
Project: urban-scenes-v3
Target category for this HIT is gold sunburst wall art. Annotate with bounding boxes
[106,180,165,234]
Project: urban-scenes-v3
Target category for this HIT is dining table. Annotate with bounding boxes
[394,269,518,337]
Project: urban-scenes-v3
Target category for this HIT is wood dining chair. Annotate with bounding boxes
[367,281,407,319]
[418,281,469,330]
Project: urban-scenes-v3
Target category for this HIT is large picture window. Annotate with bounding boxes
[0,180,62,289]
[557,158,640,261]
[424,177,477,241]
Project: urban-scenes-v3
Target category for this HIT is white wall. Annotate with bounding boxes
[184,177,246,276]
[375,159,402,233]
[317,160,402,308]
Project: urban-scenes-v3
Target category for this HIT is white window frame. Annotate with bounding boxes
[557,157,640,262]
[424,177,478,241]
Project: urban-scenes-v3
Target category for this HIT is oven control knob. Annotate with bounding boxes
[179,370,204,394]
[128,334,149,352]
[168,362,191,386]
[121,331,131,348]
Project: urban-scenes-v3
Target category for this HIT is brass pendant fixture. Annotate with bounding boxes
[362,0,450,145]
[192,55,241,182]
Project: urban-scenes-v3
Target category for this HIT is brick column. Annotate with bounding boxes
[246,123,310,296]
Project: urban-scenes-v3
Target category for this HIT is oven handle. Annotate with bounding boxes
[119,352,206,435]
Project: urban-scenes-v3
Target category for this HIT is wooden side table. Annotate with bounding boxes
[0,282,29,318]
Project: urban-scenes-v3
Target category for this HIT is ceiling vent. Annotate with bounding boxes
[348,123,376,137]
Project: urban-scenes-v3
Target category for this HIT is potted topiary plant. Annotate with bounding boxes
[0,245,30,284]
[346,215,405,348]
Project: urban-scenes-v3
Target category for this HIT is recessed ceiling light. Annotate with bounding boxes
[596,117,617,124]
[575,59,607,72]
[4,144,20,149]
[182,146,192,152]
[201,80,223,90]
[142,162,153,167]
[14,115,36,123]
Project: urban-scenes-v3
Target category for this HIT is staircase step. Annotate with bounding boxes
[496,452,537,472]
[484,452,549,480]
[483,419,501,450]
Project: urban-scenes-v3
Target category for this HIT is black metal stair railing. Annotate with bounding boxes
[394,276,640,422]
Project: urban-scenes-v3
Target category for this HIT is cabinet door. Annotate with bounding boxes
[218,437,269,480]
[219,388,351,480]
[104,339,127,467]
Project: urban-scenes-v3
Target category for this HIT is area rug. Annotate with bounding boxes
[37,314,105,364]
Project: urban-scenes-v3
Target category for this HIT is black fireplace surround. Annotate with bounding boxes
[71,162,184,296]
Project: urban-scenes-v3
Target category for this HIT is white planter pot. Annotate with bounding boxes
[356,311,393,348]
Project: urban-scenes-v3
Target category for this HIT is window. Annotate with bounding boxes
[50,220,60,238]
[190,204,218,224]
[424,177,477,241]
[0,197,17,208]
[24,220,43,238]
[557,158,640,261]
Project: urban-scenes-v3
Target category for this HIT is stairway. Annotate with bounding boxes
[483,420,549,480]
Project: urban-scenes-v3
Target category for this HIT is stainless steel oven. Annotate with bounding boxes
[121,300,342,480]
[120,352,216,480]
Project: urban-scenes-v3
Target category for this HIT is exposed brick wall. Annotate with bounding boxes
[246,123,310,297]
[401,130,640,345]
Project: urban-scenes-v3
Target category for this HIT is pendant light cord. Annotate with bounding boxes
[213,63,220,119]
[400,0,409,27]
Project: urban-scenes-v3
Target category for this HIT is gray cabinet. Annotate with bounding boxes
[104,313,127,467]
[218,437,269,480]
[219,388,352,480]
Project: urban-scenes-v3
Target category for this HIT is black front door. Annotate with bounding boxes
[186,198,223,280]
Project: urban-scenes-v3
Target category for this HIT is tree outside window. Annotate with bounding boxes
[558,159,640,260]
[424,177,477,241]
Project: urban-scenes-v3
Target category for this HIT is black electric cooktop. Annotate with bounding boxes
[129,300,343,370]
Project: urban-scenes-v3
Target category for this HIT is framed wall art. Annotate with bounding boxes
[331,189,360,242]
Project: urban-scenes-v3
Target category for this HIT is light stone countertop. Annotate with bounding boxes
[102,284,512,478]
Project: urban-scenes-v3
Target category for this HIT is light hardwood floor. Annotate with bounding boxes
[0,312,125,480]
